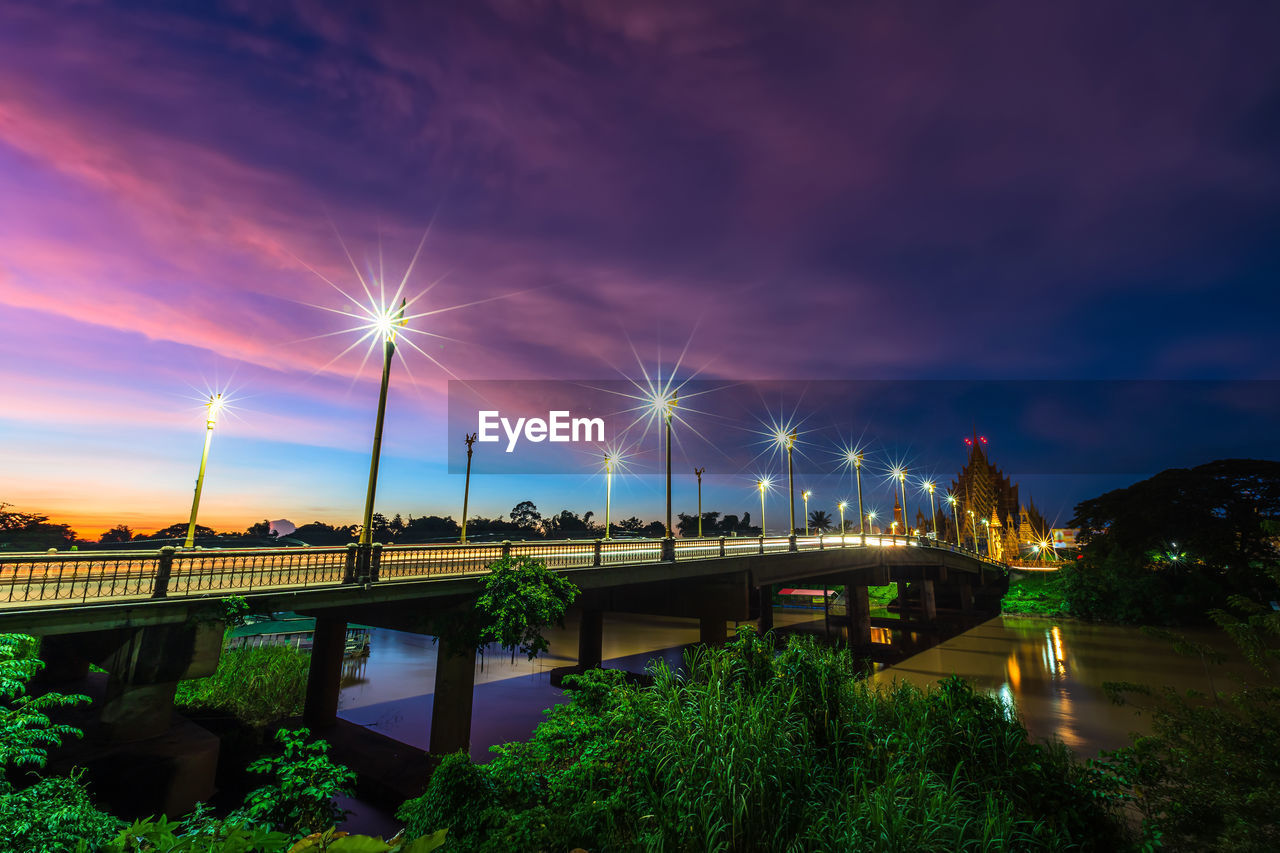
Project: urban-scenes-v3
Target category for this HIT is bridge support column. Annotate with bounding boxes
[841,578,871,649]
[577,609,604,670]
[958,577,974,616]
[303,616,348,730]
[919,579,937,622]
[429,636,476,756]
[100,622,221,743]
[757,586,774,633]
[896,581,912,621]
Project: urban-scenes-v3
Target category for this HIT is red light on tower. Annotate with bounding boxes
[964,437,973,446]
[979,436,988,445]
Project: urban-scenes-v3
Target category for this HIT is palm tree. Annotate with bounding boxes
[809,510,832,533]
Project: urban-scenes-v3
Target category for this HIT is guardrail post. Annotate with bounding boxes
[502,540,512,559]
[343,544,359,584]
[788,534,798,553]
[593,539,602,567]
[719,536,726,558]
[151,546,174,599]
[368,543,383,583]
[759,535,765,555]
[661,537,675,562]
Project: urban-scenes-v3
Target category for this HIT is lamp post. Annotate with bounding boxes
[802,490,812,535]
[968,509,977,550]
[852,452,865,539]
[184,393,224,548]
[694,466,705,537]
[896,467,908,540]
[359,299,407,548]
[946,493,961,546]
[838,501,848,541]
[982,518,991,556]
[603,452,618,539]
[924,480,938,540]
[866,509,878,534]
[785,430,797,534]
[757,477,769,537]
[460,432,477,543]
[664,392,678,540]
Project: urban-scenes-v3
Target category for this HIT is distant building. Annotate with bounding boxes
[949,438,1047,556]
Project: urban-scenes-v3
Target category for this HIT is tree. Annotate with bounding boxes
[678,512,722,538]
[1,634,89,786]
[147,522,215,541]
[1066,459,1280,624]
[401,515,461,543]
[98,525,134,544]
[809,510,832,533]
[617,517,646,534]
[545,510,593,539]
[245,520,276,538]
[509,501,543,537]
[290,522,356,546]
[0,505,77,551]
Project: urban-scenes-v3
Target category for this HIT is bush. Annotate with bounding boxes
[1002,571,1072,617]
[175,644,309,728]
[233,728,356,840]
[0,773,123,852]
[402,629,1132,851]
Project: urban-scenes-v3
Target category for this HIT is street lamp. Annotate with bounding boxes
[837,501,848,541]
[847,450,866,539]
[945,493,961,546]
[694,466,706,537]
[777,429,797,535]
[922,479,938,540]
[757,476,771,537]
[894,466,908,539]
[981,517,991,556]
[967,509,977,550]
[184,393,225,548]
[866,508,878,533]
[663,392,678,542]
[802,490,812,535]
[603,451,620,539]
[460,432,477,543]
[359,299,407,547]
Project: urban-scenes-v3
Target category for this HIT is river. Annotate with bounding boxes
[335,608,1239,762]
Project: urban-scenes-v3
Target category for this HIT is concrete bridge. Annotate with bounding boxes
[2,534,1006,815]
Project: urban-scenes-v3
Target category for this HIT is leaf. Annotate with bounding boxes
[400,828,449,853]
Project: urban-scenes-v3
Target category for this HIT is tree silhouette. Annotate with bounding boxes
[99,524,134,544]
[809,510,832,532]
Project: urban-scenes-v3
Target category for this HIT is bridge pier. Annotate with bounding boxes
[428,636,477,756]
[896,581,913,621]
[919,579,937,622]
[841,577,872,649]
[757,586,774,632]
[577,609,604,670]
[303,615,348,730]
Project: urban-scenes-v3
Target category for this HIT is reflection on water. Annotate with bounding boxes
[872,615,1245,755]
[336,609,1241,762]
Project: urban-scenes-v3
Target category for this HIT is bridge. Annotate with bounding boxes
[3,534,1007,816]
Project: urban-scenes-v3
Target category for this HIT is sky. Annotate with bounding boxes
[2,1,1279,538]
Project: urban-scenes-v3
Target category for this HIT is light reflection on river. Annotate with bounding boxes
[872,615,1242,755]
[337,610,1239,762]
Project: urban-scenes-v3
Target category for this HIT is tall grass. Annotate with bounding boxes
[175,643,309,728]
[399,628,1131,851]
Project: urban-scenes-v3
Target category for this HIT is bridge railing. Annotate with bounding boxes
[0,533,1006,608]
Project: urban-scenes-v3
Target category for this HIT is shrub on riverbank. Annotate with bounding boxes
[399,628,1132,851]
[175,644,309,728]
[1002,571,1072,617]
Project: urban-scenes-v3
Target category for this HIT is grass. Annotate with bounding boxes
[1002,571,1072,617]
[175,643,309,728]
[399,628,1132,851]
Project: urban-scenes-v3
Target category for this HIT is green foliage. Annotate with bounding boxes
[429,556,579,662]
[233,728,356,840]
[1002,571,1072,617]
[1098,559,1280,851]
[1067,458,1280,624]
[0,772,123,852]
[1,633,89,784]
[220,597,250,628]
[103,818,446,853]
[175,644,309,728]
[401,628,1132,851]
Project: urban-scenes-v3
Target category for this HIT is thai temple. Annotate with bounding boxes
[940,437,1047,559]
